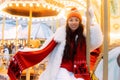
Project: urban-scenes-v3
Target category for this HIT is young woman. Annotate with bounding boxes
[7,7,103,80]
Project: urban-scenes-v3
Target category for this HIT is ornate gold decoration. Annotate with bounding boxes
[113,24,120,30]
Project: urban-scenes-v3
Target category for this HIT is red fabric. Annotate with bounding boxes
[61,41,74,72]
[74,41,90,80]
[90,48,101,71]
[61,39,90,80]
[7,39,57,80]
[61,59,74,72]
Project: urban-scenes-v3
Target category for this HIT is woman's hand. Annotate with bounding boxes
[85,7,95,26]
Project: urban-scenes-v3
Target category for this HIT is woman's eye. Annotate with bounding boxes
[75,19,79,22]
[69,19,73,21]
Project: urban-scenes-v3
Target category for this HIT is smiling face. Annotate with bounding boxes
[67,16,80,32]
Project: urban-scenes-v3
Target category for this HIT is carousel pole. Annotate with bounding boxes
[28,8,32,47]
[15,17,18,51]
[2,15,5,45]
[56,18,60,29]
[102,0,110,80]
[26,7,32,80]
[86,0,91,72]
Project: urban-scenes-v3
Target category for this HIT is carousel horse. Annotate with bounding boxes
[95,46,120,80]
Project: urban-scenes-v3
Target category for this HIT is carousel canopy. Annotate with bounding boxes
[0,0,86,18]
[0,0,88,41]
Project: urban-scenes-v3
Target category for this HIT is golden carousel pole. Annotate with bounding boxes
[86,0,91,72]
[28,8,32,47]
[102,0,110,80]
[56,18,60,29]
[26,6,32,80]
[15,17,18,51]
[2,15,5,45]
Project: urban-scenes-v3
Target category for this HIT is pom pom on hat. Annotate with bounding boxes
[67,7,82,21]
[71,7,78,11]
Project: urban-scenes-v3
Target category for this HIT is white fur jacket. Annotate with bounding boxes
[37,23,103,80]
